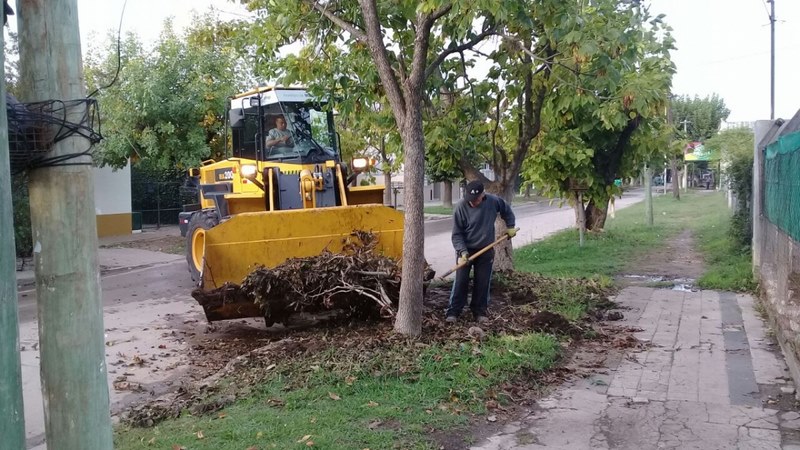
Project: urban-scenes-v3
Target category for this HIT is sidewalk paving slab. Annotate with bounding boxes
[472,287,800,450]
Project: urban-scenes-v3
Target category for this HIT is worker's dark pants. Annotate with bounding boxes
[446,248,494,318]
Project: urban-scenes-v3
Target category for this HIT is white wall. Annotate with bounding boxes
[93,163,131,215]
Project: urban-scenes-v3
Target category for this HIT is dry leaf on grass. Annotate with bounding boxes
[328,392,341,401]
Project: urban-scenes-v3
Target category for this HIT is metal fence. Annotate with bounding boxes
[764,130,800,241]
[131,181,197,229]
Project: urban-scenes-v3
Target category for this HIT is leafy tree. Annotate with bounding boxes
[86,15,248,171]
[242,0,511,336]
[706,127,754,248]
[524,2,675,230]
[671,94,730,142]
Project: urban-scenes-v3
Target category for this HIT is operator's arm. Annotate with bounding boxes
[451,205,468,255]
[264,129,289,147]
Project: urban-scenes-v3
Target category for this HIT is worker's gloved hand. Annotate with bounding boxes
[458,252,469,265]
[506,228,517,239]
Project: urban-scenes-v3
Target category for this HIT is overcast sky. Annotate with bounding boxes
[648,0,799,123]
[9,0,798,124]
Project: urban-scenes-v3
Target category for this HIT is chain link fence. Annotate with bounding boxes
[131,181,197,229]
[764,130,800,241]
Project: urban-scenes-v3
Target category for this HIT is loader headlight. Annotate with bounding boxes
[352,157,369,172]
[241,164,258,178]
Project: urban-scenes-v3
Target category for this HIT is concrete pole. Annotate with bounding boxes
[752,120,772,273]
[16,1,113,448]
[0,30,27,450]
[644,164,654,226]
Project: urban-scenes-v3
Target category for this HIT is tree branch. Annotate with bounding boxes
[358,0,407,120]
[306,0,366,41]
[407,4,452,92]
[511,42,555,179]
[424,28,496,80]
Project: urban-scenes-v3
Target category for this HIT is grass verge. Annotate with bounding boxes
[695,213,757,292]
[115,333,559,449]
[513,191,756,292]
[423,205,453,215]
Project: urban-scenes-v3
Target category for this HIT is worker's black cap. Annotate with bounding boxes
[465,180,484,202]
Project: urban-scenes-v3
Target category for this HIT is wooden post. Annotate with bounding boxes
[16,1,113,448]
[0,29,27,450]
[644,164,654,226]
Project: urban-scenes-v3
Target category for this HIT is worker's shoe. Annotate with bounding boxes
[475,315,489,324]
[445,315,458,324]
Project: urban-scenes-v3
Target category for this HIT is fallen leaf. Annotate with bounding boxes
[246,447,258,450]
[328,392,341,401]
[306,441,314,447]
[265,363,276,371]
[196,430,204,439]
[310,417,317,424]
[476,366,489,378]
[147,437,156,445]
[297,434,312,443]
[256,431,263,438]
[366,401,379,407]
[158,344,167,349]
[487,415,497,422]
[218,412,227,419]
[345,376,357,385]
[367,420,383,429]
[171,445,185,450]
[485,400,499,410]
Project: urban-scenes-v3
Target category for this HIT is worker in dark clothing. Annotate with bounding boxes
[446,180,516,324]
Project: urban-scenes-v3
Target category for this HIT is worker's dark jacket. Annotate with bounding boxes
[451,194,515,254]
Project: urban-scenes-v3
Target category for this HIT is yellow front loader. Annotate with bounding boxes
[178,87,403,323]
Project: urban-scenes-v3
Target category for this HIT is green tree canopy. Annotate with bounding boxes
[524,2,675,230]
[86,15,249,171]
[671,93,730,142]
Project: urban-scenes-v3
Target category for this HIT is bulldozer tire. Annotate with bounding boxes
[186,210,219,283]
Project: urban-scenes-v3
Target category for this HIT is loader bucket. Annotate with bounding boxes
[196,204,404,321]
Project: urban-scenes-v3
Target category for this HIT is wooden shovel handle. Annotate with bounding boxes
[439,229,518,279]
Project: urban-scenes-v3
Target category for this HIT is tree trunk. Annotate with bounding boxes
[524,184,532,198]
[393,109,426,337]
[442,180,453,208]
[671,158,680,200]
[383,171,393,206]
[585,195,610,231]
[491,181,516,272]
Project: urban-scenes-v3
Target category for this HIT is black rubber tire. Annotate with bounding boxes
[186,210,220,283]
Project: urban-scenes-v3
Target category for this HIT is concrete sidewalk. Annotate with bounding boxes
[15,227,184,290]
[474,287,800,449]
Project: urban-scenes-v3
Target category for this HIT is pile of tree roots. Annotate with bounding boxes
[192,231,433,325]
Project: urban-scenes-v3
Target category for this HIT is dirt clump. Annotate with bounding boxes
[529,311,579,336]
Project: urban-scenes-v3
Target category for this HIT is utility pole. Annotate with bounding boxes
[668,98,680,200]
[769,0,775,120]
[0,28,27,450]
[16,1,113,449]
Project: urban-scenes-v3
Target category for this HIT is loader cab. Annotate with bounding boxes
[228,87,339,165]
